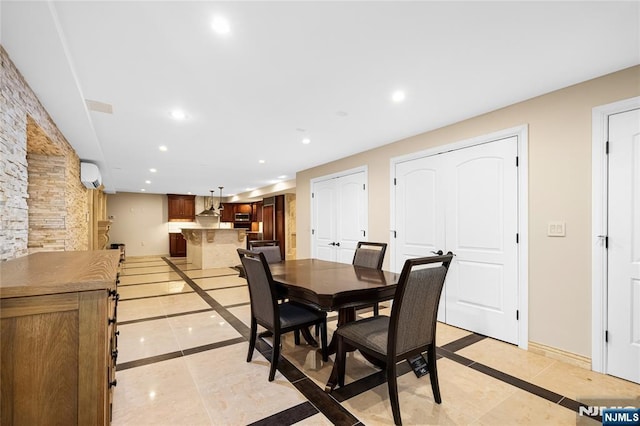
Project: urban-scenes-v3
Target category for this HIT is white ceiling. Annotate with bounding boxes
[2,1,639,198]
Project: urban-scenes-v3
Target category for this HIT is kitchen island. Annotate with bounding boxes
[181,227,246,269]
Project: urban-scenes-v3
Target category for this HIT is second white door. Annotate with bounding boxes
[312,170,368,263]
[394,136,519,344]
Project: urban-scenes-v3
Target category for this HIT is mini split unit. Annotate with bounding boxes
[80,162,102,189]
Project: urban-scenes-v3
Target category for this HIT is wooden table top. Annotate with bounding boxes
[270,259,400,311]
[0,250,121,298]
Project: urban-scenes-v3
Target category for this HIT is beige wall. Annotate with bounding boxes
[107,192,170,257]
[296,65,640,359]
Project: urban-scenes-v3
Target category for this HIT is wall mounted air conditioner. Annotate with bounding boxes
[81,162,102,189]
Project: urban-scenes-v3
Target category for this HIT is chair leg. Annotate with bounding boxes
[427,345,442,404]
[336,335,347,388]
[387,361,402,425]
[294,329,301,345]
[320,321,328,362]
[373,303,380,316]
[269,333,281,381]
[247,317,257,362]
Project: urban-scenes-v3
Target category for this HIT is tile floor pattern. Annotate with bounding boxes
[112,256,640,425]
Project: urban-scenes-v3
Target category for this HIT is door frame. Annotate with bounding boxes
[389,125,529,349]
[591,96,640,374]
[310,165,368,259]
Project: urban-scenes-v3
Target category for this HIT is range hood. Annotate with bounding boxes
[197,187,224,217]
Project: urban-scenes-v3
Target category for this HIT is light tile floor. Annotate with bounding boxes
[112,256,640,425]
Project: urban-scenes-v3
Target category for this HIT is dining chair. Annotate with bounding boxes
[353,241,387,316]
[248,240,282,264]
[334,253,453,425]
[238,248,328,382]
[238,240,281,278]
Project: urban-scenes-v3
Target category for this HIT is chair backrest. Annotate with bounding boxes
[238,249,279,329]
[388,253,453,357]
[352,241,387,269]
[249,240,279,248]
[248,240,282,263]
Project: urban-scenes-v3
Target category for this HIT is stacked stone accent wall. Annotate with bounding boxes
[27,154,67,252]
[1,45,89,260]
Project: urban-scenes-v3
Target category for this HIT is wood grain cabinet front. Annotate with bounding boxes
[0,251,121,425]
[169,232,187,257]
[167,194,195,221]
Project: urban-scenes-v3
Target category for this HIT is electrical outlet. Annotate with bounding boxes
[548,222,566,237]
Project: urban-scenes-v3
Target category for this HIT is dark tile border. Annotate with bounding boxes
[162,257,360,425]
[247,402,319,426]
[116,337,246,371]
[117,308,215,326]
[120,257,593,424]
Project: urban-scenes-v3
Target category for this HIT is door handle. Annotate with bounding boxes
[329,242,335,246]
[431,250,443,256]
[335,242,341,247]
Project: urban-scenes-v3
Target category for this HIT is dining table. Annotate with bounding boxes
[269,258,401,391]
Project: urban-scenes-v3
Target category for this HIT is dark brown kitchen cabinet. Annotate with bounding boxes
[220,203,235,222]
[167,194,195,221]
[262,195,285,260]
[169,233,187,257]
[235,204,251,214]
[252,201,263,222]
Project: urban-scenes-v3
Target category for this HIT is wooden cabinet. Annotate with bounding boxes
[169,232,187,257]
[0,250,121,425]
[219,202,262,222]
[252,201,263,222]
[235,203,251,214]
[263,195,286,260]
[167,194,195,221]
[220,203,235,222]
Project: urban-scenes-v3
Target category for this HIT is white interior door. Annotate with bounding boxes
[393,136,519,344]
[336,173,367,263]
[394,155,447,320]
[312,169,367,262]
[312,178,337,261]
[444,138,519,344]
[607,107,640,383]
[394,156,445,266]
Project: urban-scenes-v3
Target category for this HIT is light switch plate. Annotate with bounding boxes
[548,222,566,237]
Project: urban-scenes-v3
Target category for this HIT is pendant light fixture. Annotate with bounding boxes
[218,186,224,213]
[198,189,220,217]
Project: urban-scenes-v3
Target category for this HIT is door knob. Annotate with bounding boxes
[335,242,341,247]
[431,250,443,255]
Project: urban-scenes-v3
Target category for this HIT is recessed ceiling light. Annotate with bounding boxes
[145,180,151,184]
[159,145,168,152]
[246,187,255,191]
[258,159,265,164]
[211,16,231,35]
[149,168,157,173]
[392,90,406,103]
[141,189,146,192]
[170,110,187,120]
[278,175,287,179]
[302,138,311,145]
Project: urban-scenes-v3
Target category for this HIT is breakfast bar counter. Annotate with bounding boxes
[181,227,246,269]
